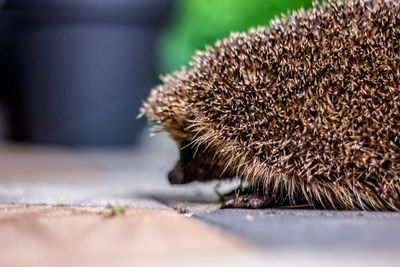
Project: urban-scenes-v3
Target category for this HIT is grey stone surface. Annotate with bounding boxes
[0,183,170,210]
[0,138,222,210]
[0,134,219,193]
[0,171,220,211]
[195,208,400,251]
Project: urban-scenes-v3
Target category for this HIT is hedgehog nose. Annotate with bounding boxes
[168,170,179,184]
[168,168,185,184]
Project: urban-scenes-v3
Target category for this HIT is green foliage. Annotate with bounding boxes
[106,203,126,216]
[161,0,313,72]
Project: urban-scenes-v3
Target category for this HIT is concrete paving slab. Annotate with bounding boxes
[195,209,400,251]
[0,183,172,210]
[0,143,221,210]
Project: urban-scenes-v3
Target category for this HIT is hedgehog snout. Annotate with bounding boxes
[168,160,190,184]
[167,142,219,185]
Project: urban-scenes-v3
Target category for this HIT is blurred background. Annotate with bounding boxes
[0,0,313,148]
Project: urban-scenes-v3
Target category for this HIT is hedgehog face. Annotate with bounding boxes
[168,142,224,184]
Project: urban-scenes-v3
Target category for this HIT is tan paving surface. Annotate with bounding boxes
[0,205,261,267]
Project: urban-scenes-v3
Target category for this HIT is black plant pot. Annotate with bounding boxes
[3,0,173,146]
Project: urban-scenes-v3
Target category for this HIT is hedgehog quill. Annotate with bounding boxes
[142,0,400,211]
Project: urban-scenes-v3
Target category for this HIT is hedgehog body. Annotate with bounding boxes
[143,0,400,210]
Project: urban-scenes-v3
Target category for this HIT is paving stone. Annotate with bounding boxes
[0,144,220,210]
[0,205,267,267]
[195,209,400,251]
[0,183,172,210]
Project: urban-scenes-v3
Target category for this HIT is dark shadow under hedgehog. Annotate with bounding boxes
[141,0,400,211]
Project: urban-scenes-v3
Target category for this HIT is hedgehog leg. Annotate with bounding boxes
[215,180,252,201]
[221,193,273,209]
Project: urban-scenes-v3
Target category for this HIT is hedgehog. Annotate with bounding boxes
[141,0,400,211]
